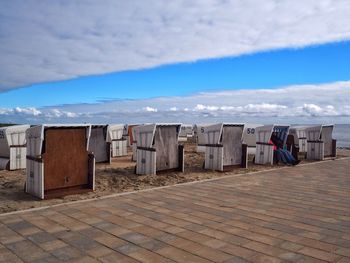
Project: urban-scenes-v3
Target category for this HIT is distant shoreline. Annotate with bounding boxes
[337,146,350,150]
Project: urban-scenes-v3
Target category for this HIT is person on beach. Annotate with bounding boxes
[270,132,300,166]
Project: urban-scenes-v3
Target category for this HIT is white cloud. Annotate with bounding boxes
[1,1,350,91]
[13,107,41,116]
[45,109,78,118]
[1,81,350,124]
[143,106,158,112]
[194,104,219,111]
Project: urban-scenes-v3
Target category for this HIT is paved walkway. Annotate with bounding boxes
[1,158,350,263]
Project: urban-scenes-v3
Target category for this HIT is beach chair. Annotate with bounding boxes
[26,124,95,199]
[306,125,336,160]
[88,124,127,163]
[0,125,30,170]
[255,125,290,165]
[108,124,128,158]
[203,123,247,171]
[134,124,184,175]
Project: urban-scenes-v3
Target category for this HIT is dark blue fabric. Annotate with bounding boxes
[275,149,296,164]
[273,126,289,148]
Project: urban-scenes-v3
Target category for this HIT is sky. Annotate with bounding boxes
[0,0,350,124]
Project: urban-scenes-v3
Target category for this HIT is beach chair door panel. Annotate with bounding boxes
[307,142,324,160]
[155,126,179,171]
[321,126,333,157]
[136,149,156,175]
[43,128,88,191]
[299,138,307,152]
[222,126,243,166]
[89,127,108,162]
[205,146,223,171]
[255,144,273,164]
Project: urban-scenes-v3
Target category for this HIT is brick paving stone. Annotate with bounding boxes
[278,240,304,252]
[175,231,212,244]
[0,225,24,244]
[6,220,35,231]
[299,247,342,262]
[115,243,141,255]
[19,227,43,236]
[5,240,49,262]
[27,255,59,263]
[0,247,22,262]
[39,240,67,252]
[163,225,185,234]
[203,238,227,249]
[85,244,114,258]
[67,256,100,263]
[243,241,291,258]
[68,236,99,251]
[174,239,233,262]
[21,215,67,233]
[0,216,23,225]
[139,239,166,251]
[335,247,350,257]
[249,254,283,263]
[337,257,350,263]
[156,246,211,263]
[99,251,139,263]
[108,225,134,236]
[128,247,168,263]
[27,232,56,244]
[120,232,152,244]
[94,234,127,249]
[155,233,177,243]
[216,243,257,261]
[50,246,82,261]
[185,223,208,232]
[222,257,251,263]
[78,227,105,239]
[129,225,164,238]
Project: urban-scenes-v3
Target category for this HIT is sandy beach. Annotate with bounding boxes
[1,143,349,214]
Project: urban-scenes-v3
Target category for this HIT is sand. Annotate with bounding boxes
[1,143,349,214]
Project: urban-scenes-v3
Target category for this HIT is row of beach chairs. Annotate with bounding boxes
[0,123,336,199]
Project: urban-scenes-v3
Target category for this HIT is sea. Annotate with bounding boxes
[333,124,350,148]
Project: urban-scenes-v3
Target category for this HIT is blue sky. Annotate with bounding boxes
[1,1,350,124]
[1,40,350,108]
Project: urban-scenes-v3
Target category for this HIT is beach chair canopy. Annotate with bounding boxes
[134,123,181,148]
[202,123,223,145]
[194,124,210,145]
[289,126,308,144]
[305,125,322,141]
[242,124,262,147]
[202,123,244,145]
[106,124,125,142]
[305,125,334,142]
[0,125,30,157]
[256,124,290,146]
[179,125,193,137]
[26,124,91,157]
[320,125,334,142]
